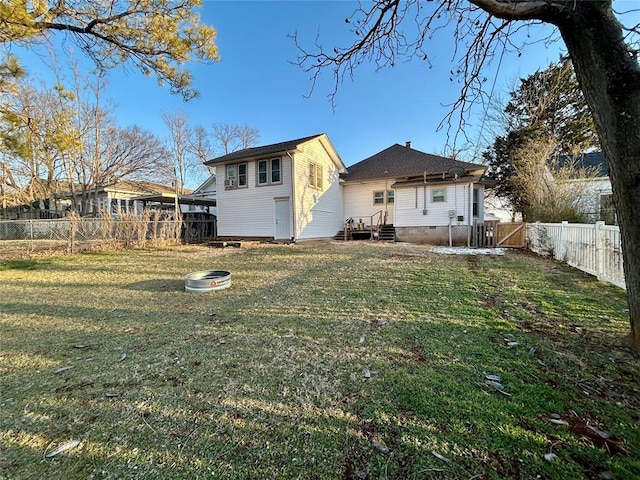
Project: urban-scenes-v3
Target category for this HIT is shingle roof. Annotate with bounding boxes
[559,152,608,177]
[342,144,486,182]
[205,134,324,165]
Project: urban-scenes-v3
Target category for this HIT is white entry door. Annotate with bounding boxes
[274,198,291,240]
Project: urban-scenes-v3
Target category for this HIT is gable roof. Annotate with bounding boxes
[559,151,608,177]
[342,144,485,182]
[204,134,325,166]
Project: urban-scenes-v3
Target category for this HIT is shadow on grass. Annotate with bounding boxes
[125,279,186,292]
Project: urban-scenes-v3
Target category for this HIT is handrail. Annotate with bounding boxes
[343,211,384,240]
[370,210,383,239]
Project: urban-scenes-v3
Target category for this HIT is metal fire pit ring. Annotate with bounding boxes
[185,270,231,292]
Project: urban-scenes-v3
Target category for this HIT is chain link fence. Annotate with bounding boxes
[0,213,184,258]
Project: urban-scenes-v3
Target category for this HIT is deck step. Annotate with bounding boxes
[333,225,396,241]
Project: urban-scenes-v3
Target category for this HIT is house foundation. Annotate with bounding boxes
[395,225,470,246]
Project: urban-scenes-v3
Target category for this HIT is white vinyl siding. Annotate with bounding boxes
[217,136,344,240]
[394,182,477,227]
[294,139,344,240]
[217,158,293,237]
[343,180,394,225]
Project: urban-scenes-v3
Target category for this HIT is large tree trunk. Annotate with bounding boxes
[554,3,640,353]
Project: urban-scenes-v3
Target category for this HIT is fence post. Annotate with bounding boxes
[595,221,604,281]
[559,221,568,261]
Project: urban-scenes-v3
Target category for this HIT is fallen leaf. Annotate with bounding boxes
[544,452,558,463]
[586,425,611,440]
[73,344,89,349]
[45,440,81,458]
[484,374,502,382]
[550,418,569,426]
[359,336,365,344]
[363,367,371,379]
[105,392,120,398]
[431,450,451,463]
[219,338,226,344]
[118,353,127,362]
[53,366,73,374]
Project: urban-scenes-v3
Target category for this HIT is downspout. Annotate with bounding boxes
[467,184,472,247]
[286,150,296,241]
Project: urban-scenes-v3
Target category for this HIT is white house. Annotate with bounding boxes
[203,135,492,245]
[570,152,615,224]
[204,134,347,241]
[341,142,490,245]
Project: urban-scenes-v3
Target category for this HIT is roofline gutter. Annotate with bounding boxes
[204,147,303,167]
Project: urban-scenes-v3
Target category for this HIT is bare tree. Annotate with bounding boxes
[1,67,172,215]
[162,111,215,191]
[211,123,260,155]
[162,111,192,194]
[510,136,600,222]
[293,0,640,353]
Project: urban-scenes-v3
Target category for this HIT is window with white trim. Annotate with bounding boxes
[432,188,446,203]
[226,163,247,188]
[373,191,384,204]
[309,162,323,189]
[386,190,394,204]
[257,158,282,186]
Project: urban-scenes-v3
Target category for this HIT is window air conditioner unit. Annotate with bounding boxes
[224,179,235,187]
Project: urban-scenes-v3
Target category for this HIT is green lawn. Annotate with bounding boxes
[0,242,638,479]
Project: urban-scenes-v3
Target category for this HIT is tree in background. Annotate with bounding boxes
[0,0,218,100]
[294,0,640,352]
[1,70,170,215]
[211,123,260,156]
[507,136,599,223]
[483,58,600,221]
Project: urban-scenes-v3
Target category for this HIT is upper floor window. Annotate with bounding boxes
[258,158,281,186]
[309,162,323,190]
[432,188,446,203]
[226,163,247,188]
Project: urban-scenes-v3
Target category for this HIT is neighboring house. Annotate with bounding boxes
[186,175,218,216]
[204,134,347,241]
[61,181,190,216]
[1,180,200,219]
[204,135,492,245]
[341,142,490,245]
[484,191,523,223]
[569,152,615,224]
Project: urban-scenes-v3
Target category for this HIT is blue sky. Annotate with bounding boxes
[14,1,577,185]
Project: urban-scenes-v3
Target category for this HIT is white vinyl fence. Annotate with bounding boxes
[526,221,625,289]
